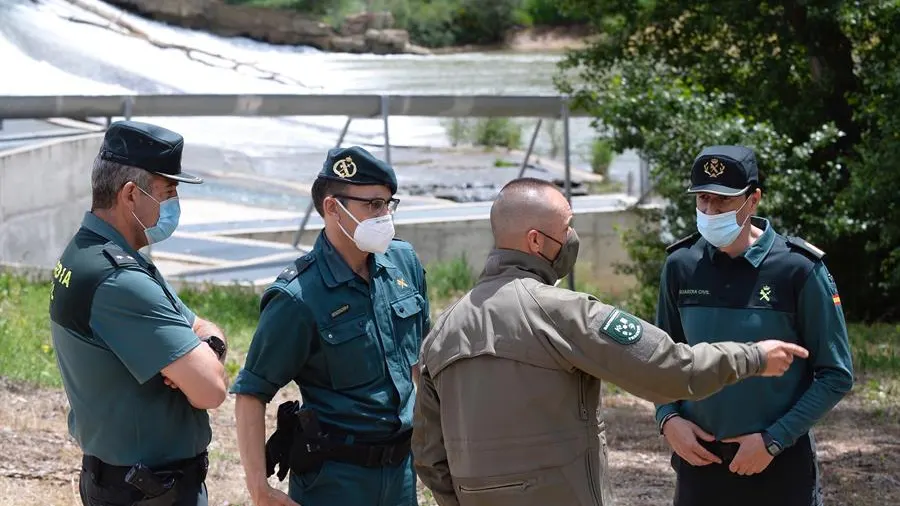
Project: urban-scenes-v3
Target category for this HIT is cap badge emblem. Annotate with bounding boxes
[704,158,726,178]
[332,156,358,179]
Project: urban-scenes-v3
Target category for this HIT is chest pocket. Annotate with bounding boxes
[390,293,426,368]
[319,313,386,390]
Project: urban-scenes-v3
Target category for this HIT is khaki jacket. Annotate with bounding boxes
[412,249,766,506]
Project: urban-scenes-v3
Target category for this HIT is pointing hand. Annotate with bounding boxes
[756,340,809,377]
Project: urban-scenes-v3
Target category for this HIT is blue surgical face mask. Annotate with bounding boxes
[696,196,752,248]
[132,184,180,245]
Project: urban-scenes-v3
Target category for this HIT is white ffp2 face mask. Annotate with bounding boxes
[335,199,395,254]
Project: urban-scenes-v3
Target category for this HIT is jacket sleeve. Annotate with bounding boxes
[411,368,459,506]
[765,262,854,448]
[527,284,766,405]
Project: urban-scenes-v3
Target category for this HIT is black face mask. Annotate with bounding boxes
[538,228,580,280]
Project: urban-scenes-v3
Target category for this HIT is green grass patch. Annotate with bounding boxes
[2,263,898,389]
[0,274,58,387]
[425,255,475,305]
[847,323,900,374]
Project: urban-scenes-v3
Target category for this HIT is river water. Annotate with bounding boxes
[0,0,638,209]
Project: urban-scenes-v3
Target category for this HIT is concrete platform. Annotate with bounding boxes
[154,193,641,288]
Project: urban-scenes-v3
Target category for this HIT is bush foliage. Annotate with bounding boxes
[555,0,900,322]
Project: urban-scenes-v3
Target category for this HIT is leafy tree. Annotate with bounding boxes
[555,0,900,322]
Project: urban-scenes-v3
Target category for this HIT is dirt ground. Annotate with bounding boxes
[1,377,897,506]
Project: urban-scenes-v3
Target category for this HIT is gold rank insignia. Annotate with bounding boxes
[397,278,408,288]
[759,285,772,302]
[332,156,358,179]
[703,158,726,178]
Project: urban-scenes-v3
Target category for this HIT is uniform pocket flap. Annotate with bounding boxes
[320,313,368,345]
[391,293,424,319]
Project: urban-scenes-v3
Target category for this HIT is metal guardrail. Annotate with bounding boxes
[0,94,590,119]
[0,93,650,290]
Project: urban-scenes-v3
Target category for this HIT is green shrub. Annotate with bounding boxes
[590,137,614,178]
[472,118,522,149]
[442,118,523,149]
[522,0,588,26]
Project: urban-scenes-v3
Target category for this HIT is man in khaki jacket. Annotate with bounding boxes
[411,177,809,506]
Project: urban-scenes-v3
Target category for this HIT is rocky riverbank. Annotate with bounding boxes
[101,0,592,55]
[104,0,427,55]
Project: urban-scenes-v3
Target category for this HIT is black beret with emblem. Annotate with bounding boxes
[687,145,759,197]
[100,120,203,184]
[316,146,398,194]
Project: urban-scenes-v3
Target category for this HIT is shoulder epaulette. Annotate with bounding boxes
[276,253,316,283]
[390,237,413,248]
[785,236,826,260]
[665,232,701,254]
[101,243,139,268]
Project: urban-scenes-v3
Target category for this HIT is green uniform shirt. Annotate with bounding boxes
[49,212,210,467]
[231,231,430,437]
[654,217,854,448]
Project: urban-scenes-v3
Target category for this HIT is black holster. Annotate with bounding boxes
[264,400,303,481]
[81,452,208,506]
[264,400,412,482]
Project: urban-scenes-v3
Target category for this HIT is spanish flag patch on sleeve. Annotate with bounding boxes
[832,294,841,305]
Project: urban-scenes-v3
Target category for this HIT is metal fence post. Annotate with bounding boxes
[562,98,574,292]
[381,95,391,165]
[123,96,134,121]
[517,119,543,179]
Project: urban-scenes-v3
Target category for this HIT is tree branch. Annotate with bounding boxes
[781,1,861,150]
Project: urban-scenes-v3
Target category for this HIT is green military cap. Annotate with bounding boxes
[100,120,203,184]
[316,146,398,194]
[687,145,759,197]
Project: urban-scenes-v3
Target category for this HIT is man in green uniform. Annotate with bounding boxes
[49,120,230,506]
[232,146,430,506]
[412,177,809,506]
[655,145,854,506]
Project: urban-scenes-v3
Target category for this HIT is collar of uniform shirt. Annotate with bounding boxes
[317,231,397,287]
[82,211,152,270]
[706,216,776,269]
[480,247,557,285]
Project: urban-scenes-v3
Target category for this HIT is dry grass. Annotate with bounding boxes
[1,377,897,506]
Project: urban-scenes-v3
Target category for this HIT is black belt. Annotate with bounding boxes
[82,452,209,487]
[307,426,412,468]
[698,440,740,465]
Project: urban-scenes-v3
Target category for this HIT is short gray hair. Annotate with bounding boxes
[91,155,152,210]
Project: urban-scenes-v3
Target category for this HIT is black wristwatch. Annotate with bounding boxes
[202,335,227,361]
[761,431,783,457]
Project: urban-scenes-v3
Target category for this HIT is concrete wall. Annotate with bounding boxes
[226,208,645,295]
[0,134,102,268]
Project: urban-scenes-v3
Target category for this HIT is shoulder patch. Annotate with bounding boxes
[785,236,826,260]
[598,308,644,345]
[665,232,701,254]
[101,244,139,268]
[276,254,315,283]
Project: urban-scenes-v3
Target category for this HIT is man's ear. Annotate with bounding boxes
[120,181,138,209]
[526,229,541,253]
[751,188,762,209]
[323,196,338,218]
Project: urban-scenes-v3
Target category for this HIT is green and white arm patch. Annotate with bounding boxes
[599,308,644,345]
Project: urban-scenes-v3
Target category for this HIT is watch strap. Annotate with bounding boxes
[762,431,783,456]
[202,335,227,361]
